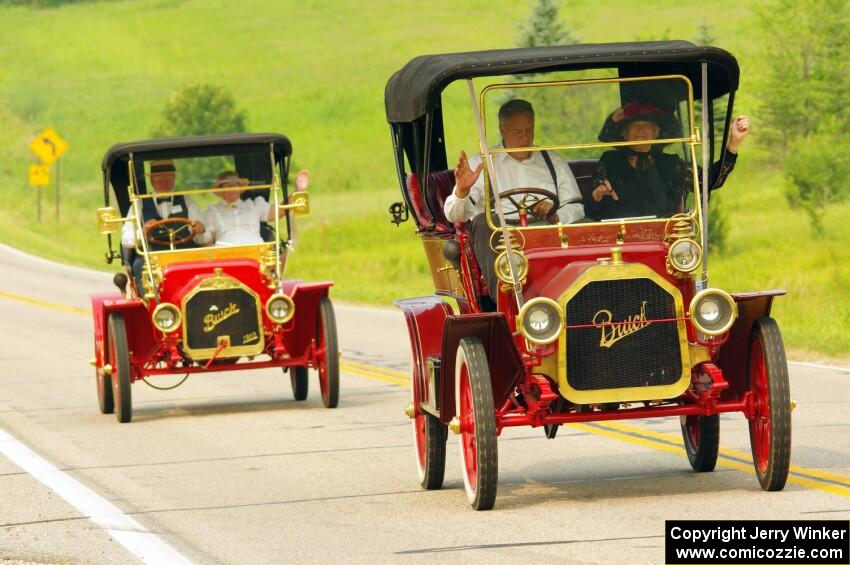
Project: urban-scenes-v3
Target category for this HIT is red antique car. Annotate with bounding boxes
[385,42,792,509]
[93,134,338,423]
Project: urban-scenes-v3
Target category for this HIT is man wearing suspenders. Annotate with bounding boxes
[443,99,584,303]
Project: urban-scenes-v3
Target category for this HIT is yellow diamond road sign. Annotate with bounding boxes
[29,164,50,186]
[29,128,68,165]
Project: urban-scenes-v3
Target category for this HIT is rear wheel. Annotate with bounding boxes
[748,317,791,491]
[680,414,719,472]
[290,366,309,401]
[108,313,132,423]
[412,384,447,489]
[96,341,114,414]
[318,298,339,409]
[456,337,498,511]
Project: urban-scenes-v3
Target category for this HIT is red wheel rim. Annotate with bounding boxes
[459,364,477,488]
[750,337,770,473]
[318,319,329,403]
[318,358,328,403]
[110,336,121,405]
[684,415,700,449]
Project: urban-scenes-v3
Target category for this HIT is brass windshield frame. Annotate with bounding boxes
[126,150,289,302]
[477,74,702,238]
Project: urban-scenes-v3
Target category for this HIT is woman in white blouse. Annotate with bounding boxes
[201,170,310,246]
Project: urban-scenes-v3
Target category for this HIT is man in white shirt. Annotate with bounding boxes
[443,99,585,302]
[200,169,311,246]
[120,159,205,293]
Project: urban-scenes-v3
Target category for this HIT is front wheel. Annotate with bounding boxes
[681,414,719,472]
[318,298,339,409]
[96,341,114,414]
[455,337,498,510]
[748,317,791,491]
[108,313,132,423]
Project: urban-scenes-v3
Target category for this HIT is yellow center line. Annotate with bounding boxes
[0,289,88,317]
[4,289,849,498]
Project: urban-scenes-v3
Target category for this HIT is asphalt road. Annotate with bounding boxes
[0,244,848,565]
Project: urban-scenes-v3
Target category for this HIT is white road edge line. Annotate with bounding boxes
[788,360,850,373]
[0,426,193,564]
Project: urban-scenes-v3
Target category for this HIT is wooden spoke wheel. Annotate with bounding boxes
[680,413,719,472]
[108,313,132,423]
[455,336,498,510]
[317,298,339,409]
[748,317,791,491]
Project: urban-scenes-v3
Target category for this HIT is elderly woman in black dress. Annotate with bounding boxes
[585,101,750,220]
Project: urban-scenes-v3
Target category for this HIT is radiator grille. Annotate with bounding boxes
[184,288,262,353]
[565,278,682,392]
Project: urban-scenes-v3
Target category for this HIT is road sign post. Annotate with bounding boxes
[29,128,68,223]
[28,164,51,223]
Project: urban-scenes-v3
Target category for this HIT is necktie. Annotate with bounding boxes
[155,197,173,205]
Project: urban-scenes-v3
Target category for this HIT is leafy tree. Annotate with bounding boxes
[151,84,248,186]
[152,83,247,138]
[755,0,850,230]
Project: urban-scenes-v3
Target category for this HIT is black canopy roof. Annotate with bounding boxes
[102,133,292,216]
[385,41,739,123]
[101,133,291,171]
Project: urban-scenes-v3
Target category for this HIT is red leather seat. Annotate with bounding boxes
[406,169,456,231]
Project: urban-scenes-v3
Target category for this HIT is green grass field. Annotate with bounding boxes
[1,0,847,360]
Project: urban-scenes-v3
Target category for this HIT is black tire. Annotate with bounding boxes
[318,298,339,409]
[108,313,132,423]
[456,336,498,510]
[96,342,114,414]
[681,414,719,472]
[290,366,309,401]
[412,384,447,489]
[748,317,792,491]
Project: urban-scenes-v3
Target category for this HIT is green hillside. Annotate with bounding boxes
[1,0,848,359]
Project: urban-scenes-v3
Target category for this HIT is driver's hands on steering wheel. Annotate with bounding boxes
[530,200,556,222]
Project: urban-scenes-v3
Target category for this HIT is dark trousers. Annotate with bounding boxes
[470,213,498,301]
[131,256,145,295]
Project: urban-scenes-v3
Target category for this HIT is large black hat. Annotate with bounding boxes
[598,101,681,143]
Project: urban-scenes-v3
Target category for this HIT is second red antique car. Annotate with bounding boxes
[385,42,792,509]
[93,134,338,423]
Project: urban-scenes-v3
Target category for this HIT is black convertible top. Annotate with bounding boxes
[101,133,291,171]
[385,41,739,123]
[102,133,292,216]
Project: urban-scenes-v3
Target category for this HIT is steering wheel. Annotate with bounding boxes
[144,217,195,248]
[497,187,559,225]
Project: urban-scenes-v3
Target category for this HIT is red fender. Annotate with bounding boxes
[395,296,453,417]
[285,281,333,357]
[716,290,786,400]
[439,313,524,424]
[90,293,150,374]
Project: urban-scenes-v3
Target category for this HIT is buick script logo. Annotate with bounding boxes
[592,300,650,348]
[203,303,240,333]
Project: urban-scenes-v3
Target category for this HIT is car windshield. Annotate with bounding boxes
[478,76,698,226]
[137,151,274,207]
[130,148,282,253]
